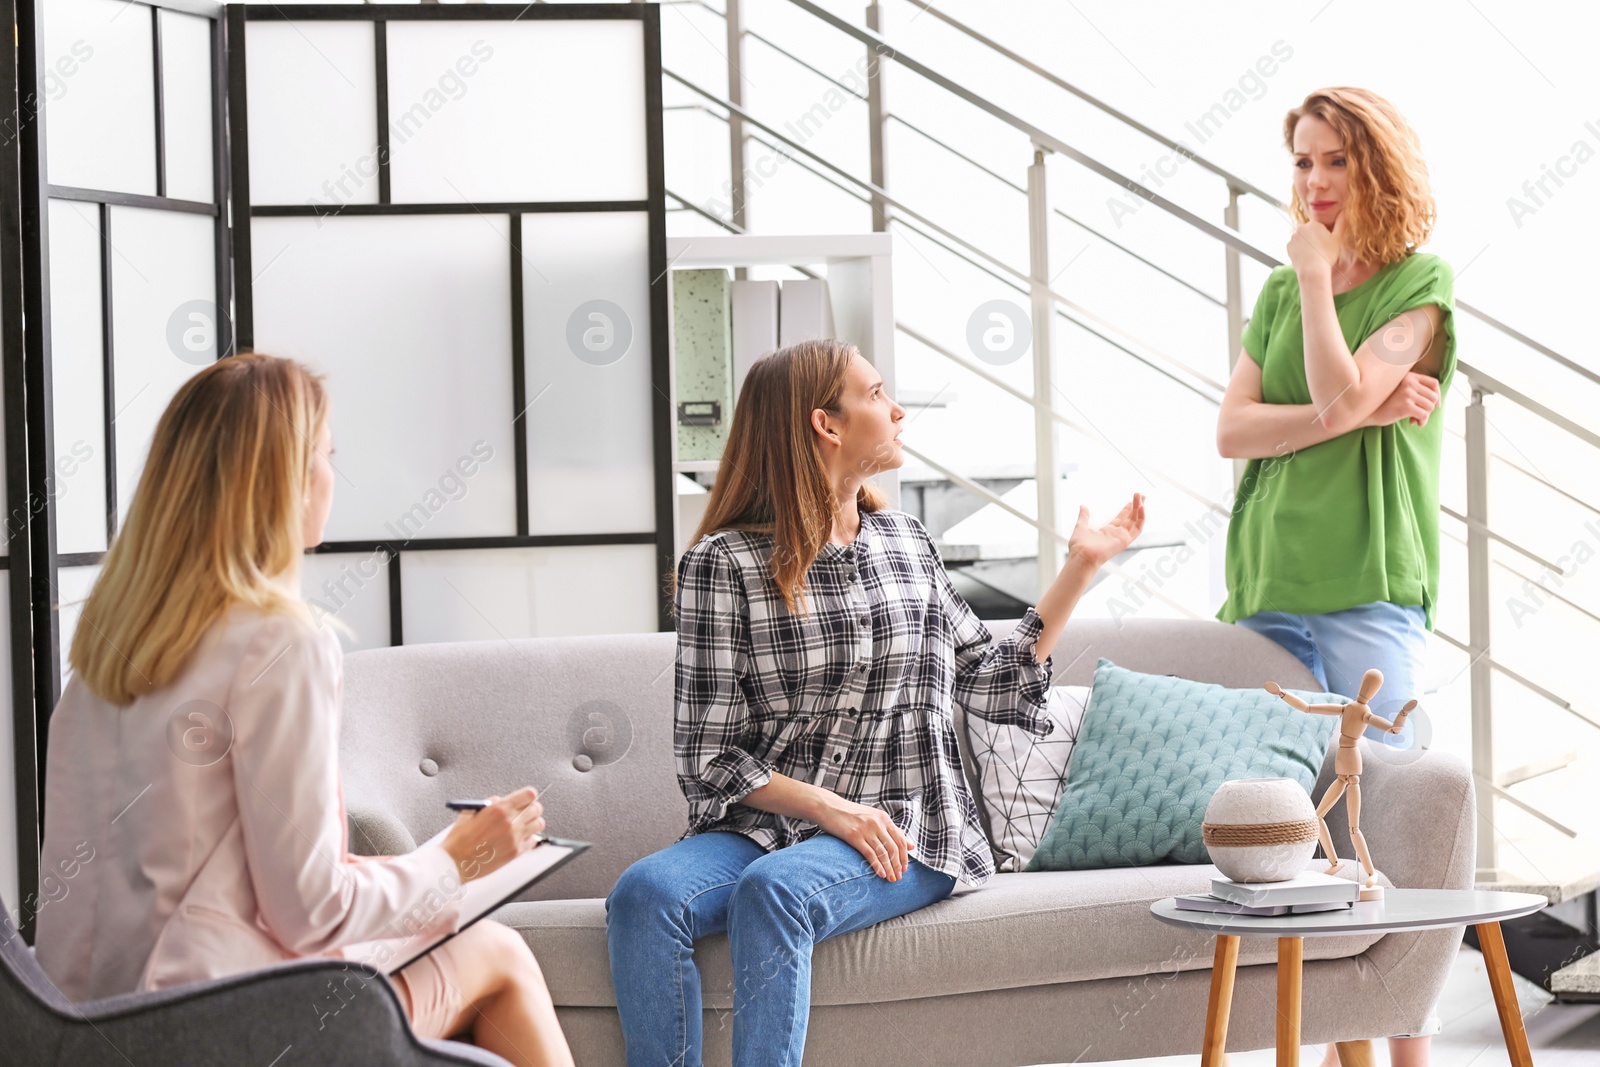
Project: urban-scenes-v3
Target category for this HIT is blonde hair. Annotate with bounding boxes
[672,339,887,618]
[1284,87,1436,264]
[71,354,331,704]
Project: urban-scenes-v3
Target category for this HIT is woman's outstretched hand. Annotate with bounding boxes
[1067,492,1146,569]
[441,787,546,883]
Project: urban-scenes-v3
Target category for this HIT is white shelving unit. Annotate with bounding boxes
[665,234,897,555]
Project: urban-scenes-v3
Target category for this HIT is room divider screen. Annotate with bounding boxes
[4,0,671,932]
[6,0,233,935]
[229,4,670,652]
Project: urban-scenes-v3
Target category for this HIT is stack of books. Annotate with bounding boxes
[1173,870,1360,917]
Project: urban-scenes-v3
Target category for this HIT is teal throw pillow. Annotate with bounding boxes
[1025,658,1341,871]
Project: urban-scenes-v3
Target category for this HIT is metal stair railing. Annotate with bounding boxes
[657,0,1600,889]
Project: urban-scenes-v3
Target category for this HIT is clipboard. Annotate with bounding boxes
[343,829,590,976]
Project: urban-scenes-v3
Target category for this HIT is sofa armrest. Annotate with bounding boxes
[347,805,419,858]
[1320,747,1476,892]
[1315,747,1477,1038]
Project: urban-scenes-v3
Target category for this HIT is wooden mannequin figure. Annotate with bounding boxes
[1264,670,1415,901]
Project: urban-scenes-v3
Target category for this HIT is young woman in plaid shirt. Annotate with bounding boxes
[606,339,1144,1067]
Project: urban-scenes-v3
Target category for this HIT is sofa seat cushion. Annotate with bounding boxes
[494,862,1386,1009]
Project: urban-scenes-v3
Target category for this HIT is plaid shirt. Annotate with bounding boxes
[672,507,1056,887]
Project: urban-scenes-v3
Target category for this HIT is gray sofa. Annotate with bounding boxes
[340,617,1475,1066]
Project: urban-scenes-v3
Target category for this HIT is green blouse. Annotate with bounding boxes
[1217,253,1457,630]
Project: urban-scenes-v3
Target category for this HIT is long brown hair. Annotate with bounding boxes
[70,354,330,704]
[1284,87,1436,264]
[674,339,887,618]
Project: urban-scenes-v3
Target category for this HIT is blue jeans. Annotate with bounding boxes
[604,830,957,1067]
[1236,601,1425,746]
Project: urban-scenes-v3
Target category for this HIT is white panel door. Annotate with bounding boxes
[385,20,647,204]
[250,213,517,543]
[401,545,658,644]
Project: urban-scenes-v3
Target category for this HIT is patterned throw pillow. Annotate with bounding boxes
[965,685,1090,872]
[1025,659,1340,872]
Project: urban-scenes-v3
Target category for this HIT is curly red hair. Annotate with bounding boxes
[1284,87,1436,264]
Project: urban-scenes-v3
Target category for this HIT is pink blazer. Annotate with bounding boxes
[35,606,464,1003]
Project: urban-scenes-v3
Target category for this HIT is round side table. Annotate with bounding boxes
[1150,888,1548,1067]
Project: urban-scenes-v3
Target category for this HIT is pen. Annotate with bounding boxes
[445,799,545,845]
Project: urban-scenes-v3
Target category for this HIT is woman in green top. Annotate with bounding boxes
[1216,87,1454,1066]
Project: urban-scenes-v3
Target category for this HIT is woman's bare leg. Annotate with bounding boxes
[1316,1036,1428,1066]
[421,920,574,1067]
[1389,1034,1430,1066]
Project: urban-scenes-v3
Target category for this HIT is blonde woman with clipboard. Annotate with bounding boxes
[34,354,574,1067]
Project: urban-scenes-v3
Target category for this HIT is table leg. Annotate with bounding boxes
[1476,921,1535,1067]
[1278,936,1303,1066]
[1202,934,1241,1067]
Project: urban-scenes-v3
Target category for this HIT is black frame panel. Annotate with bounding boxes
[9,0,231,936]
[14,0,61,941]
[230,3,675,642]
[2,0,41,937]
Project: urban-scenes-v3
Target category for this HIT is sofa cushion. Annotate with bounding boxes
[497,860,1386,1009]
[1028,659,1340,872]
[966,685,1089,872]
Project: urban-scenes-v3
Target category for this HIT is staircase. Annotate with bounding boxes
[655,0,1600,994]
